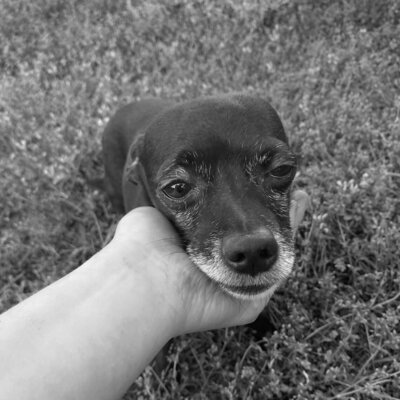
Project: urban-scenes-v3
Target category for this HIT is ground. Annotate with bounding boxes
[0,0,399,399]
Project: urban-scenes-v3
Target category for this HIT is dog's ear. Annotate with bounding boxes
[125,133,145,185]
[123,133,153,208]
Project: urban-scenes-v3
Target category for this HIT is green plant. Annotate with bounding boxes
[1,0,399,398]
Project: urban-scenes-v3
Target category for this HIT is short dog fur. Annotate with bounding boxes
[103,94,298,299]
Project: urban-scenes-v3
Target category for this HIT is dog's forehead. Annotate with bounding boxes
[173,136,290,165]
[147,96,287,143]
[142,95,289,172]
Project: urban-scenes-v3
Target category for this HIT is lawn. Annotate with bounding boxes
[1,0,399,398]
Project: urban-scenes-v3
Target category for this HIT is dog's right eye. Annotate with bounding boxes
[270,164,295,178]
[162,181,192,199]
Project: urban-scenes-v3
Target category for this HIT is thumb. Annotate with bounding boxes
[290,190,310,236]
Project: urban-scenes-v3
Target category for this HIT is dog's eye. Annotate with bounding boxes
[270,165,294,178]
[162,181,192,199]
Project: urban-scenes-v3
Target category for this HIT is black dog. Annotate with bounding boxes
[103,94,303,300]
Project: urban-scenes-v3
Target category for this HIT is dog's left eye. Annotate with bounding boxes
[270,165,294,178]
[162,181,192,199]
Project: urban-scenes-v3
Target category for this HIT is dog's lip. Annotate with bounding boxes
[219,282,270,296]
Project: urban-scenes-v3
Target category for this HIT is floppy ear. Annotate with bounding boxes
[125,133,145,185]
[123,134,153,210]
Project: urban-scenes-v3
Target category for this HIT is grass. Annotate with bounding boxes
[1,0,399,398]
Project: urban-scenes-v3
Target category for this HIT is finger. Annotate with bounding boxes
[116,207,177,240]
[290,190,309,236]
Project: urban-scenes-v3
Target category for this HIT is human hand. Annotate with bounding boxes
[112,189,308,337]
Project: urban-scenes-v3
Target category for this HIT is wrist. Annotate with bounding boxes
[107,236,186,340]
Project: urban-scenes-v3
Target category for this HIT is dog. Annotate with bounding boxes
[102,94,306,300]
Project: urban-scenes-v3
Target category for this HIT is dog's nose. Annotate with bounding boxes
[222,231,278,275]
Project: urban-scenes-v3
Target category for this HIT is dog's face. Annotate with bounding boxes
[132,95,297,299]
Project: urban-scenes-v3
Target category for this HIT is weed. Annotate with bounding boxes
[1,0,399,398]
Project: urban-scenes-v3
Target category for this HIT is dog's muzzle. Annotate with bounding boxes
[187,230,295,299]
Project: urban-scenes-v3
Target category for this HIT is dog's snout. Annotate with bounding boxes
[222,231,278,275]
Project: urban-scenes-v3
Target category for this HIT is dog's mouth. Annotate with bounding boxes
[219,282,274,298]
[187,231,294,300]
[214,272,283,300]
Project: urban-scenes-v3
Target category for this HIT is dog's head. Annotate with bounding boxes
[129,94,298,299]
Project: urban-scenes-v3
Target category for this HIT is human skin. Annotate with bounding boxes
[0,190,308,400]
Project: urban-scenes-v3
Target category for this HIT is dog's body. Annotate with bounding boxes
[103,94,298,299]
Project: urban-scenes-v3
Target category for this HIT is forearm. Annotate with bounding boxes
[0,204,287,399]
[0,239,175,400]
